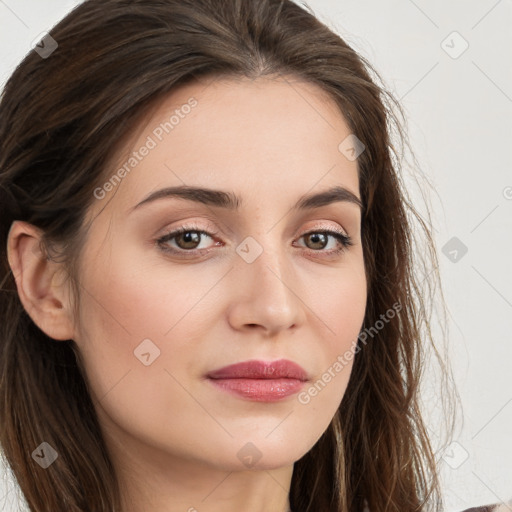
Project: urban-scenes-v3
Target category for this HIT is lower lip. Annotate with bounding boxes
[207,378,305,401]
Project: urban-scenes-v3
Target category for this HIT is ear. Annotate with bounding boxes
[6,220,76,341]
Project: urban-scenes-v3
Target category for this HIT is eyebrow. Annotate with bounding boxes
[129,184,363,213]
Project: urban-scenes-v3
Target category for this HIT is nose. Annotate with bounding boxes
[226,241,306,336]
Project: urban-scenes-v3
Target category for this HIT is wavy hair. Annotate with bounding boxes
[0,0,457,510]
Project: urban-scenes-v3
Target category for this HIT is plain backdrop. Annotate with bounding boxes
[0,1,511,511]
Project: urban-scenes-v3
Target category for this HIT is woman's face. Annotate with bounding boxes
[73,76,367,476]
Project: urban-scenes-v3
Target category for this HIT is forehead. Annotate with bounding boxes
[90,75,360,217]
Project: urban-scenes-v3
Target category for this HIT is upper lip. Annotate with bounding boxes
[207,359,308,381]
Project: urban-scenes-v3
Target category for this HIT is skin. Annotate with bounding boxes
[7,75,367,512]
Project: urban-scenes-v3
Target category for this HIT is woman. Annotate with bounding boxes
[0,0,493,511]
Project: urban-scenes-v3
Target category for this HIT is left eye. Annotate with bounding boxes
[295,230,352,252]
[156,226,353,256]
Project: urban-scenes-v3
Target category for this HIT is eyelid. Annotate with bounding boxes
[299,221,349,236]
[156,219,350,242]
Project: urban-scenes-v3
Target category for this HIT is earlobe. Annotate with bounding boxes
[6,220,76,341]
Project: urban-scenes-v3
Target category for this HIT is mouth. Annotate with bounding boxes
[206,359,308,402]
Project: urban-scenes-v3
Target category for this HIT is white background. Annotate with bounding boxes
[0,1,511,511]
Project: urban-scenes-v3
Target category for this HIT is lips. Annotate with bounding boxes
[207,359,308,381]
[206,359,308,402]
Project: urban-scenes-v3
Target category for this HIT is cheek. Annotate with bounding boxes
[77,252,213,343]
[322,277,366,336]
[72,259,200,451]
[300,260,366,406]
[72,256,166,400]
[307,258,367,352]
[72,248,226,409]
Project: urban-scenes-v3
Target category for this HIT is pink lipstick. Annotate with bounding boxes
[206,359,308,402]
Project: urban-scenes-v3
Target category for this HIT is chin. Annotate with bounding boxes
[214,443,304,473]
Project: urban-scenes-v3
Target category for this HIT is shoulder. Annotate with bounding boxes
[460,504,508,512]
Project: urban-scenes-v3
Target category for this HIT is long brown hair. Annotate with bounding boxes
[0,0,457,510]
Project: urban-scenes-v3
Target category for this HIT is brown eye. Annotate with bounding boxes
[296,229,353,256]
[157,227,218,255]
[174,231,202,250]
[303,232,329,250]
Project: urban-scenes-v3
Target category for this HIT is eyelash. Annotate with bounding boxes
[156,223,354,258]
